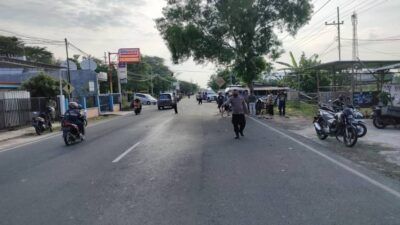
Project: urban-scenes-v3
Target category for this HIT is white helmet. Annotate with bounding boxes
[68,102,79,109]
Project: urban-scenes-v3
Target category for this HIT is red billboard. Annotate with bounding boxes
[118,48,141,63]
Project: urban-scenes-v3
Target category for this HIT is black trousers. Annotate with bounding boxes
[232,114,246,136]
[278,101,286,116]
[75,120,85,135]
[173,104,178,114]
[267,105,274,116]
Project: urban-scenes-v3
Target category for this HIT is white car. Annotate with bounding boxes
[135,93,157,105]
[207,93,218,102]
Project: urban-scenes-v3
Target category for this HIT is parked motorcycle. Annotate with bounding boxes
[319,103,367,138]
[372,105,400,129]
[313,106,358,147]
[61,116,84,146]
[31,107,55,135]
[347,106,367,138]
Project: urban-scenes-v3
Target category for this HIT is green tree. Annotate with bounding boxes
[24,46,54,64]
[0,35,54,64]
[179,80,199,94]
[125,56,176,95]
[0,36,24,57]
[156,0,313,91]
[278,52,330,93]
[21,73,62,97]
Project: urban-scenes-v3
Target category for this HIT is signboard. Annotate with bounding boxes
[98,72,108,81]
[88,81,95,92]
[216,77,226,87]
[118,48,141,63]
[63,83,75,94]
[117,62,128,80]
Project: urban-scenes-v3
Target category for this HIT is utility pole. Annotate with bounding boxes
[351,12,359,60]
[151,73,154,95]
[64,38,71,98]
[108,52,113,93]
[351,12,359,104]
[325,7,344,61]
[104,52,107,64]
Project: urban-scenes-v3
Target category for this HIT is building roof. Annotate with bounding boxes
[311,60,400,71]
[253,86,290,91]
[0,57,65,70]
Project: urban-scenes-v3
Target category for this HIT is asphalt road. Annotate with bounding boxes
[1,99,400,225]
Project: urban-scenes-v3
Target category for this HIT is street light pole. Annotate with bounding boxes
[64,38,71,99]
[108,52,113,94]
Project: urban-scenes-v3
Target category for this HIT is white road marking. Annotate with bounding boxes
[248,116,400,199]
[112,142,141,163]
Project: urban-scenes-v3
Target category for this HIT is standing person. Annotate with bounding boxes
[248,91,257,116]
[277,91,287,116]
[256,99,263,115]
[224,89,248,139]
[216,92,225,115]
[266,91,274,118]
[224,92,231,117]
[172,93,178,114]
[196,92,203,105]
[243,90,249,104]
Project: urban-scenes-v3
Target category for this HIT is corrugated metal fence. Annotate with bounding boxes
[0,97,60,130]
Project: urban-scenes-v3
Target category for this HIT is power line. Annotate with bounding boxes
[313,0,332,16]
[277,0,332,44]
[342,38,400,42]
[0,28,63,44]
[68,42,91,57]
[318,40,337,57]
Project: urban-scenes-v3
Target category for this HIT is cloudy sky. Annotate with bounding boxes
[0,0,399,87]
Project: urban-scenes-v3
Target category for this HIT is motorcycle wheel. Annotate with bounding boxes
[35,126,42,135]
[355,123,367,137]
[343,127,358,147]
[315,123,328,140]
[64,133,74,146]
[373,117,386,129]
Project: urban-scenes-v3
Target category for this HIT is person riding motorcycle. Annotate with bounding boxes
[64,102,85,138]
[132,98,142,115]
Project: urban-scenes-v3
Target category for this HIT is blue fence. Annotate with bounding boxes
[67,94,121,113]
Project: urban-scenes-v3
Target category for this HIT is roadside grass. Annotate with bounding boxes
[285,101,373,119]
[285,101,318,118]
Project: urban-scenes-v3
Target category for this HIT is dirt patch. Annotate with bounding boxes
[263,116,400,181]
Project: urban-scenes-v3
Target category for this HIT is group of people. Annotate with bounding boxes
[260,91,287,118]
[214,89,288,139]
[216,90,287,117]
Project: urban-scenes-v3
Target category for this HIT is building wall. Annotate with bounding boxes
[113,104,120,112]
[0,68,99,98]
[86,107,99,119]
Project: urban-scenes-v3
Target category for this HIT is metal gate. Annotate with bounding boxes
[99,94,110,112]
